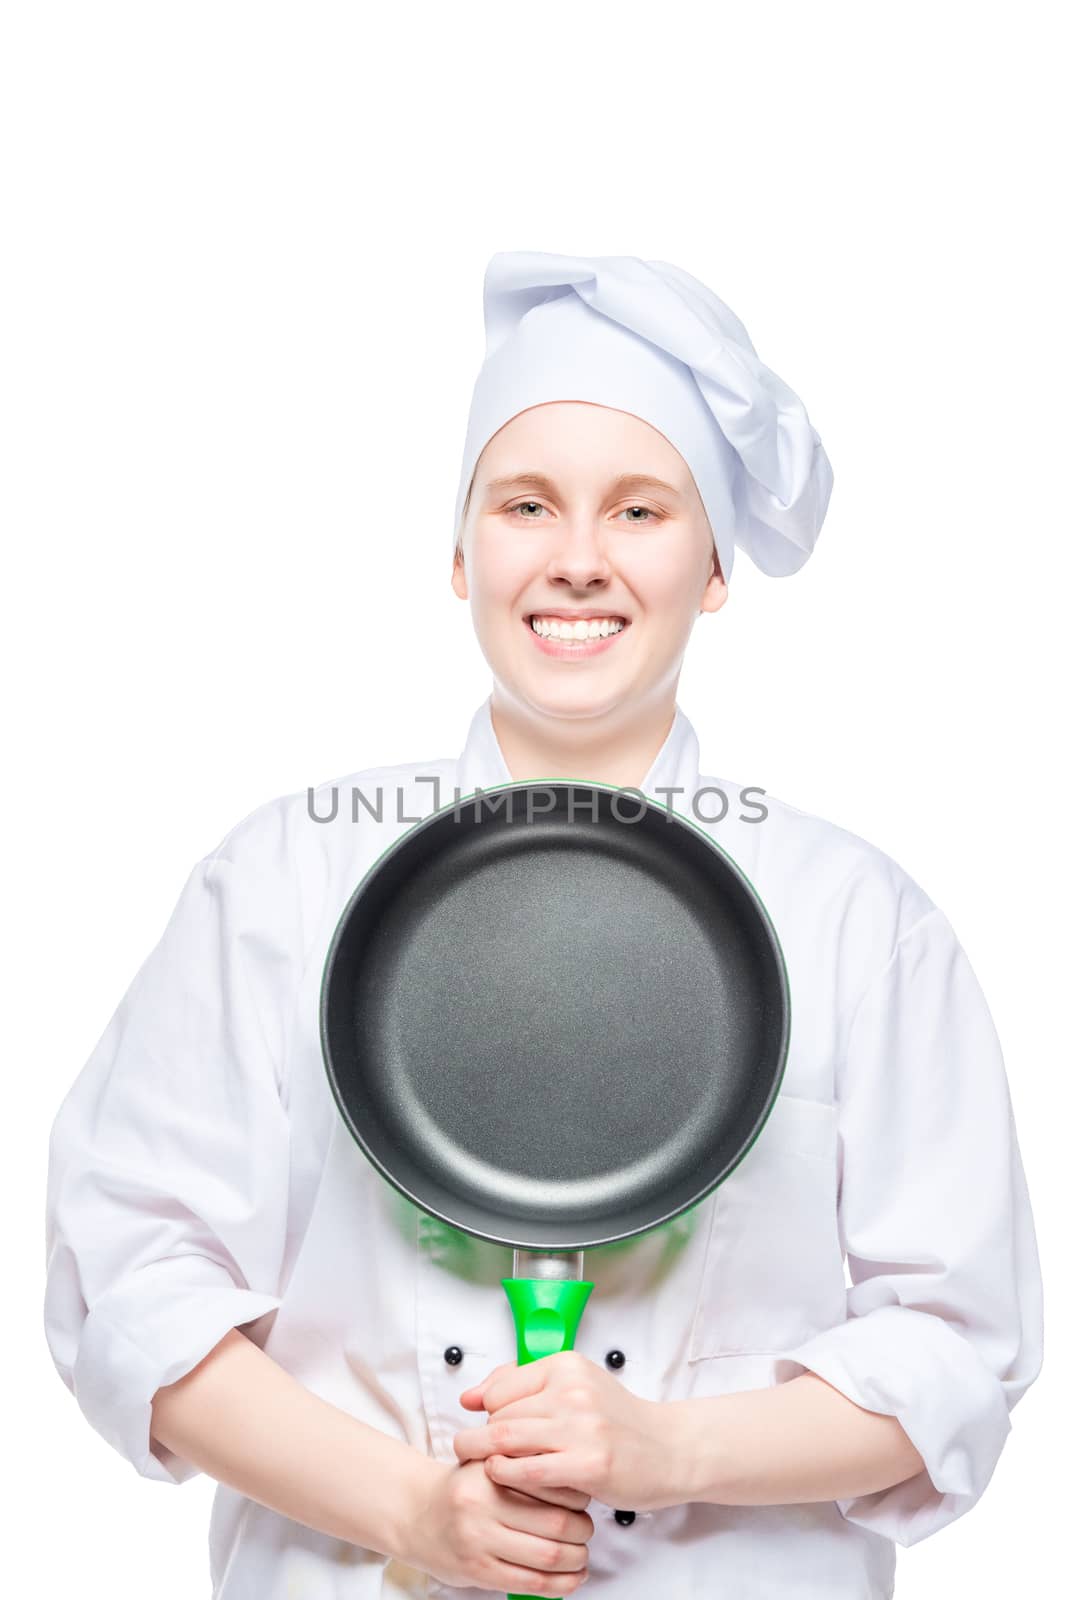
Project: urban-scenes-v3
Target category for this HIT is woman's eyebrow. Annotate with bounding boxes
[484,471,683,498]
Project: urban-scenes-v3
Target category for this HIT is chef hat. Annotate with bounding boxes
[452,251,833,581]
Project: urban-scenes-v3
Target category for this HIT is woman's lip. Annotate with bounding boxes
[523,617,629,659]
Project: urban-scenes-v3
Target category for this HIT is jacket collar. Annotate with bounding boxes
[455,694,702,807]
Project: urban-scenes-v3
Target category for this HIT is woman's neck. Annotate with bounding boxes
[487,691,677,790]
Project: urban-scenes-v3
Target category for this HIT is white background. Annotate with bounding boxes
[4,3,1062,1594]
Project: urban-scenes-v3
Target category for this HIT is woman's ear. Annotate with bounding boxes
[451,548,468,600]
[700,544,728,616]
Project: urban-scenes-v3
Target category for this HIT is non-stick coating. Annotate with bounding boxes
[320,784,789,1251]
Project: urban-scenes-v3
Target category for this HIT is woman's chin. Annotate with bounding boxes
[506,672,638,725]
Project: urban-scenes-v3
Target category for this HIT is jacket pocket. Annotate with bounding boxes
[688,1093,847,1359]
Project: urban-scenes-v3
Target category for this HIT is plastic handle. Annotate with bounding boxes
[501,1275,594,1600]
[500,1276,594,1365]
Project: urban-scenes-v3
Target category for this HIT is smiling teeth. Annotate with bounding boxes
[531,617,625,640]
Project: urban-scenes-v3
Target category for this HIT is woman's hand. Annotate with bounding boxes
[454,1350,685,1512]
[400,1453,593,1595]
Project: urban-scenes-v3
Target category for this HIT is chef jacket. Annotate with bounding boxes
[44,696,1043,1599]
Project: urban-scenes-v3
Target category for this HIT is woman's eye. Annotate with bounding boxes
[505,501,657,522]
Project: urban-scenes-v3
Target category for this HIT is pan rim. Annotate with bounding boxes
[319,777,792,1251]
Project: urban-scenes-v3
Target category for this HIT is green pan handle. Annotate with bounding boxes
[501,1276,594,1364]
[501,1276,595,1600]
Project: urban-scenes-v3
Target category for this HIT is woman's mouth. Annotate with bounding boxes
[524,612,630,658]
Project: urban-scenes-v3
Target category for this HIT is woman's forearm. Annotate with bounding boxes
[662,1372,926,1506]
[149,1327,439,1558]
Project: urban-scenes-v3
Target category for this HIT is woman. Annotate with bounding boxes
[44,251,1043,1599]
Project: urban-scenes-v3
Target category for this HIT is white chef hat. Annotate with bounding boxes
[452,251,834,581]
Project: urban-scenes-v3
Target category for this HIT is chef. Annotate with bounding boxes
[44,251,1043,1599]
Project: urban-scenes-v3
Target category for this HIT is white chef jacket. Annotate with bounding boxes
[44,696,1043,1600]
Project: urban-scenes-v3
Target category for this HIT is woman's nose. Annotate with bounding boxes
[543,520,613,587]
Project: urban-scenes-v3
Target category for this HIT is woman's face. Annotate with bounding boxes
[451,401,727,725]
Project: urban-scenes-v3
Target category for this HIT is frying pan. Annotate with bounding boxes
[320,781,789,1598]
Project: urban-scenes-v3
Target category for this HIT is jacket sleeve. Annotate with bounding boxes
[44,821,300,1485]
[773,906,1043,1546]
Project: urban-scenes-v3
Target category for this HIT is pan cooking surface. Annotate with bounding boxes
[321,787,789,1249]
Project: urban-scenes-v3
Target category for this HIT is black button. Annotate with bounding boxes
[605,1349,626,1370]
[443,1346,464,1366]
[614,1509,636,1526]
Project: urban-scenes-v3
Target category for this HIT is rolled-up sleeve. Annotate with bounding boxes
[774,906,1043,1546]
[44,821,299,1485]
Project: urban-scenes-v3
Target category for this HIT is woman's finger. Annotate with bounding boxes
[461,1357,543,1415]
[505,1483,591,1512]
[455,1416,569,1462]
[487,1449,591,1493]
[478,1392,563,1424]
[458,1359,517,1410]
[494,1491,595,1546]
[486,1556,588,1596]
[489,1521,591,1578]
